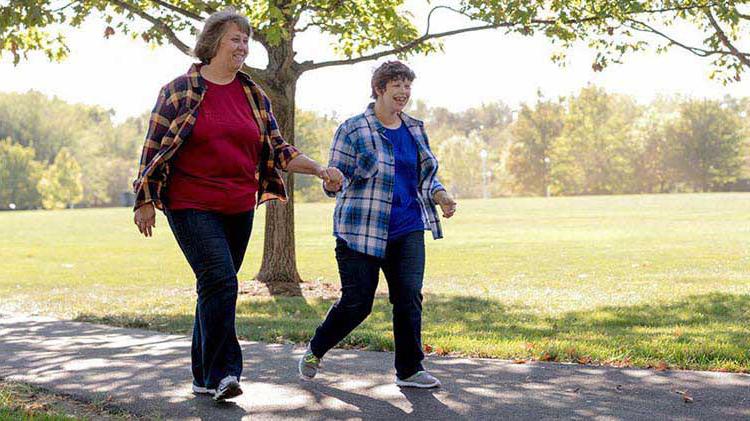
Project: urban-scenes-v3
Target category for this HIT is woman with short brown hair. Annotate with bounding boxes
[133,9,341,401]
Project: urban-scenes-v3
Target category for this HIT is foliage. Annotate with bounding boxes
[37,148,84,209]
[666,99,744,191]
[551,86,642,195]
[2,2,748,82]
[0,138,42,210]
[508,93,565,195]
[293,109,338,202]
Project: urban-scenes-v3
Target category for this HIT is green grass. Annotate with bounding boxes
[0,380,137,420]
[2,193,749,372]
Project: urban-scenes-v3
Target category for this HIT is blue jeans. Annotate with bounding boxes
[310,231,426,379]
[165,208,254,389]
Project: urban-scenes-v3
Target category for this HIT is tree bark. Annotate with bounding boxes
[254,66,304,288]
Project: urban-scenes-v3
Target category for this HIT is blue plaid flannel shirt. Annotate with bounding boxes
[324,103,446,258]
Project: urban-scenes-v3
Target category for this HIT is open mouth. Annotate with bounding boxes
[393,96,408,106]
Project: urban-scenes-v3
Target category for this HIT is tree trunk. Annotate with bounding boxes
[254,70,304,288]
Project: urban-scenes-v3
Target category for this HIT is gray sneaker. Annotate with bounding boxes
[298,345,321,380]
[213,375,242,401]
[395,371,441,388]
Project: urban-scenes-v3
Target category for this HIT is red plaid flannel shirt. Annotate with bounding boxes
[133,64,300,210]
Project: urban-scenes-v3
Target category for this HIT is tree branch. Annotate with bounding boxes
[425,5,474,35]
[625,17,745,61]
[53,0,78,13]
[625,18,716,57]
[108,0,193,56]
[149,0,204,21]
[299,21,515,72]
[705,9,750,67]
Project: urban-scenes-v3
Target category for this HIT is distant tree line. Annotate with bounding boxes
[1,87,747,210]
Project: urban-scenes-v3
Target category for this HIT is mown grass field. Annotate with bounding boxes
[1,193,749,372]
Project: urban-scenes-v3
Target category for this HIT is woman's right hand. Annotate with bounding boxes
[134,203,156,237]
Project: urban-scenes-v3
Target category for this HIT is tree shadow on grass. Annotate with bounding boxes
[75,292,750,371]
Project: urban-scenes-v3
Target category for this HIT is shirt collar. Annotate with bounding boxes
[186,63,256,91]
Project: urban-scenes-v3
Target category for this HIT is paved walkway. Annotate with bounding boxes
[0,315,748,420]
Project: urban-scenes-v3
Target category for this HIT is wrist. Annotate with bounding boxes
[433,189,446,203]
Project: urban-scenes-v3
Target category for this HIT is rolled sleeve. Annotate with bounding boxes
[430,179,446,200]
[263,96,301,170]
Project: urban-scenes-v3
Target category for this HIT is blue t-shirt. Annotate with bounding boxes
[384,123,426,240]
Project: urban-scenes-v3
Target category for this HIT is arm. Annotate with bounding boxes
[133,86,178,237]
[263,95,302,171]
[286,154,326,178]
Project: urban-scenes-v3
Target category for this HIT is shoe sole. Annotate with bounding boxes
[298,372,316,381]
[298,358,318,380]
[213,382,243,401]
[395,379,441,388]
[192,384,216,395]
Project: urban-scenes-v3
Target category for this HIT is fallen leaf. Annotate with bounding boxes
[512,359,527,364]
[424,344,433,353]
[655,361,669,371]
[539,352,554,362]
[676,390,694,403]
[435,346,448,356]
[577,356,592,365]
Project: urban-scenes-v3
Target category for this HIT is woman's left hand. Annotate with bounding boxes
[434,190,456,218]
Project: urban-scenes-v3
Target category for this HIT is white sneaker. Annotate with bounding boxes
[213,375,242,401]
[395,371,441,388]
[191,383,215,395]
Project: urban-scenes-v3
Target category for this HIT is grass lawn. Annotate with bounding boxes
[1,193,749,372]
[0,379,139,420]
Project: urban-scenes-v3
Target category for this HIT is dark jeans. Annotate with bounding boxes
[310,231,426,379]
[165,208,254,389]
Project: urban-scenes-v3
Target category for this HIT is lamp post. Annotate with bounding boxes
[480,149,488,199]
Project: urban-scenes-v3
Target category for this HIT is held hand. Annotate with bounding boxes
[321,167,344,192]
[134,203,156,237]
[434,190,456,218]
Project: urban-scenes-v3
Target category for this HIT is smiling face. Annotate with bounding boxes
[212,22,249,71]
[376,78,412,113]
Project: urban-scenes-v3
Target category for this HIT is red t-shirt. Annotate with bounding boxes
[166,77,262,213]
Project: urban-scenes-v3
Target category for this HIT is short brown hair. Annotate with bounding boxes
[193,8,253,64]
[371,61,416,99]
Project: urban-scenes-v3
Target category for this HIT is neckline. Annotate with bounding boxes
[204,76,237,87]
[382,121,404,131]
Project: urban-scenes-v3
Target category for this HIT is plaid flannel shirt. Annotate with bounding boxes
[133,64,300,210]
[325,103,446,258]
